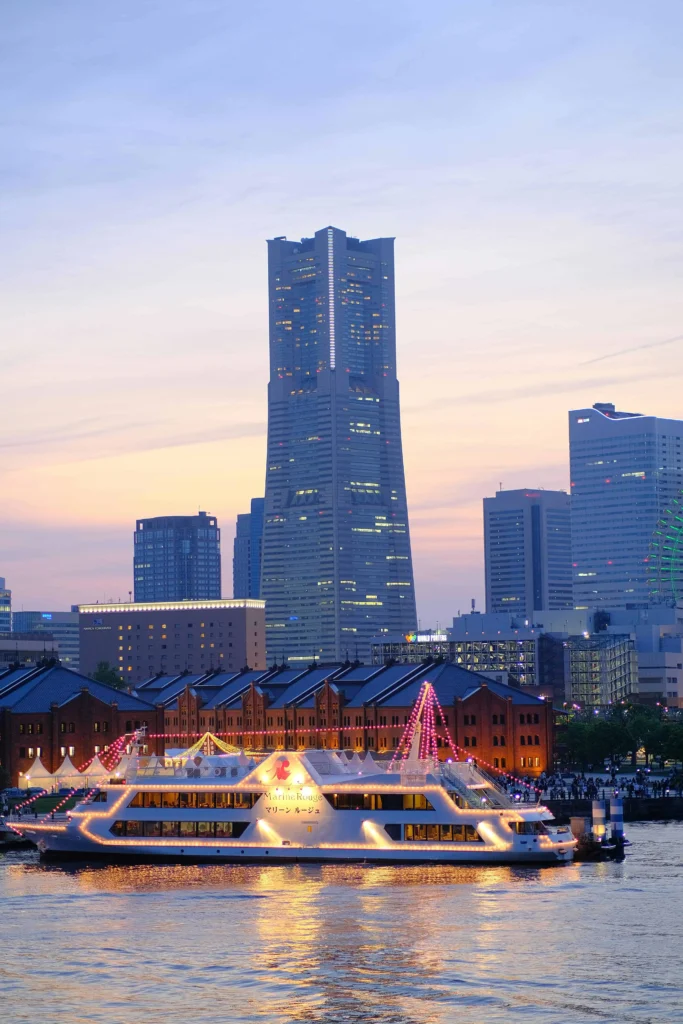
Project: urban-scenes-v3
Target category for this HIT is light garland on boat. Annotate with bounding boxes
[428,688,543,796]
[36,733,129,823]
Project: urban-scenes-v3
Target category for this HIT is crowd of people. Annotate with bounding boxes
[537,768,683,801]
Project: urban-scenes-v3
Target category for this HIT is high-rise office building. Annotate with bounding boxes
[484,489,572,615]
[12,610,80,670]
[262,226,417,663]
[570,402,683,609]
[0,579,10,633]
[133,512,221,602]
[233,497,265,599]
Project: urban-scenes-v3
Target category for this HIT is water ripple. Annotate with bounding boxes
[1,823,682,1024]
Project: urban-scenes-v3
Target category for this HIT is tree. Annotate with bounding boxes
[0,764,11,791]
[562,721,593,768]
[91,661,128,691]
[663,724,683,766]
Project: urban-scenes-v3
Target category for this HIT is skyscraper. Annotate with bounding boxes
[133,512,221,602]
[483,489,572,615]
[262,226,417,663]
[233,497,265,599]
[0,578,11,633]
[570,402,683,608]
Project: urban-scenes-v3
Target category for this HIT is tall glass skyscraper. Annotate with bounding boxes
[570,402,683,608]
[262,226,417,663]
[233,497,265,599]
[483,489,572,615]
[0,578,11,633]
[133,512,221,602]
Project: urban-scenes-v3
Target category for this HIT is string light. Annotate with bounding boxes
[430,688,543,797]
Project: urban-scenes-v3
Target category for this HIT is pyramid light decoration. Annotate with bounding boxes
[389,681,441,767]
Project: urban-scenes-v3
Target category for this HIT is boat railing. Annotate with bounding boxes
[125,757,254,783]
[440,761,516,809]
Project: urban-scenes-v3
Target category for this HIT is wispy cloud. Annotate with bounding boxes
[404,368,682,414]
[581,333,683,366]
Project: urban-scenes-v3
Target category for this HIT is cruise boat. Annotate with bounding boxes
[13,731,576,865]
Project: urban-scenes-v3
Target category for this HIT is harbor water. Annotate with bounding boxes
[1,821,682,1024]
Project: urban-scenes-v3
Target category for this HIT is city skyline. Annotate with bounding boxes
[2,2,683,627]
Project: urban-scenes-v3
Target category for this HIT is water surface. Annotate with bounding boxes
[1,821,681,1024]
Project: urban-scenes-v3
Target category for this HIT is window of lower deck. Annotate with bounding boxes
[325,793,434,811]
[404,824,482,842]
[110,820,249,839]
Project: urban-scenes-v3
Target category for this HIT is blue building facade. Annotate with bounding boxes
[133,512,221,602]
[570,402,683,609]
[233,497,265,599]
[483,489,572,615]
[262,226,417,664]
[0,578,10,634]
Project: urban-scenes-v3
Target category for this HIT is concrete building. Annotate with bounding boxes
[78,599,266,686]
[262,226,417,665]
[0,633,58,668]
[484,488,572,615]
[138,660,553,777]
[570,401,683,609]
[0,663,164,785]
[602,605,683,707]
[0,578,11,634]
[13,610,80,671]
[134,512,221,602]
[233,497,265,599]
[372,609,639,709]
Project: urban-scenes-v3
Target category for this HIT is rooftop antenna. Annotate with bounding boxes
[471,598,476,611]
[499,481,502,493]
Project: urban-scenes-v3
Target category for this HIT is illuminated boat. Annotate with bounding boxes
[14,685,575,865]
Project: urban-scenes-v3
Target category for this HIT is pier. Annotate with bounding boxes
[546,796,683,824]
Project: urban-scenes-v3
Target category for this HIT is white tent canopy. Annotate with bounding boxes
[53,755,79,778]
[18,756,54,791]
[80,755,109,784]
[52,755,83,789]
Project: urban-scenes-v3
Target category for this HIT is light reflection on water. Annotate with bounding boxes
[1,822,682,1024]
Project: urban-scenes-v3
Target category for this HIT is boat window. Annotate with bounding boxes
[324,793,434,811]
[131,791,261,810]
[403,824,482,842]
[403,794,434,810]
[110,820,249,839]
[509,821,548,835]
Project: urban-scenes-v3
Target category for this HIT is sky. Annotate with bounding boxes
[2,0,683,626]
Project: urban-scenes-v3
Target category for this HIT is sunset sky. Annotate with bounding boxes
[2,0,683,626]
